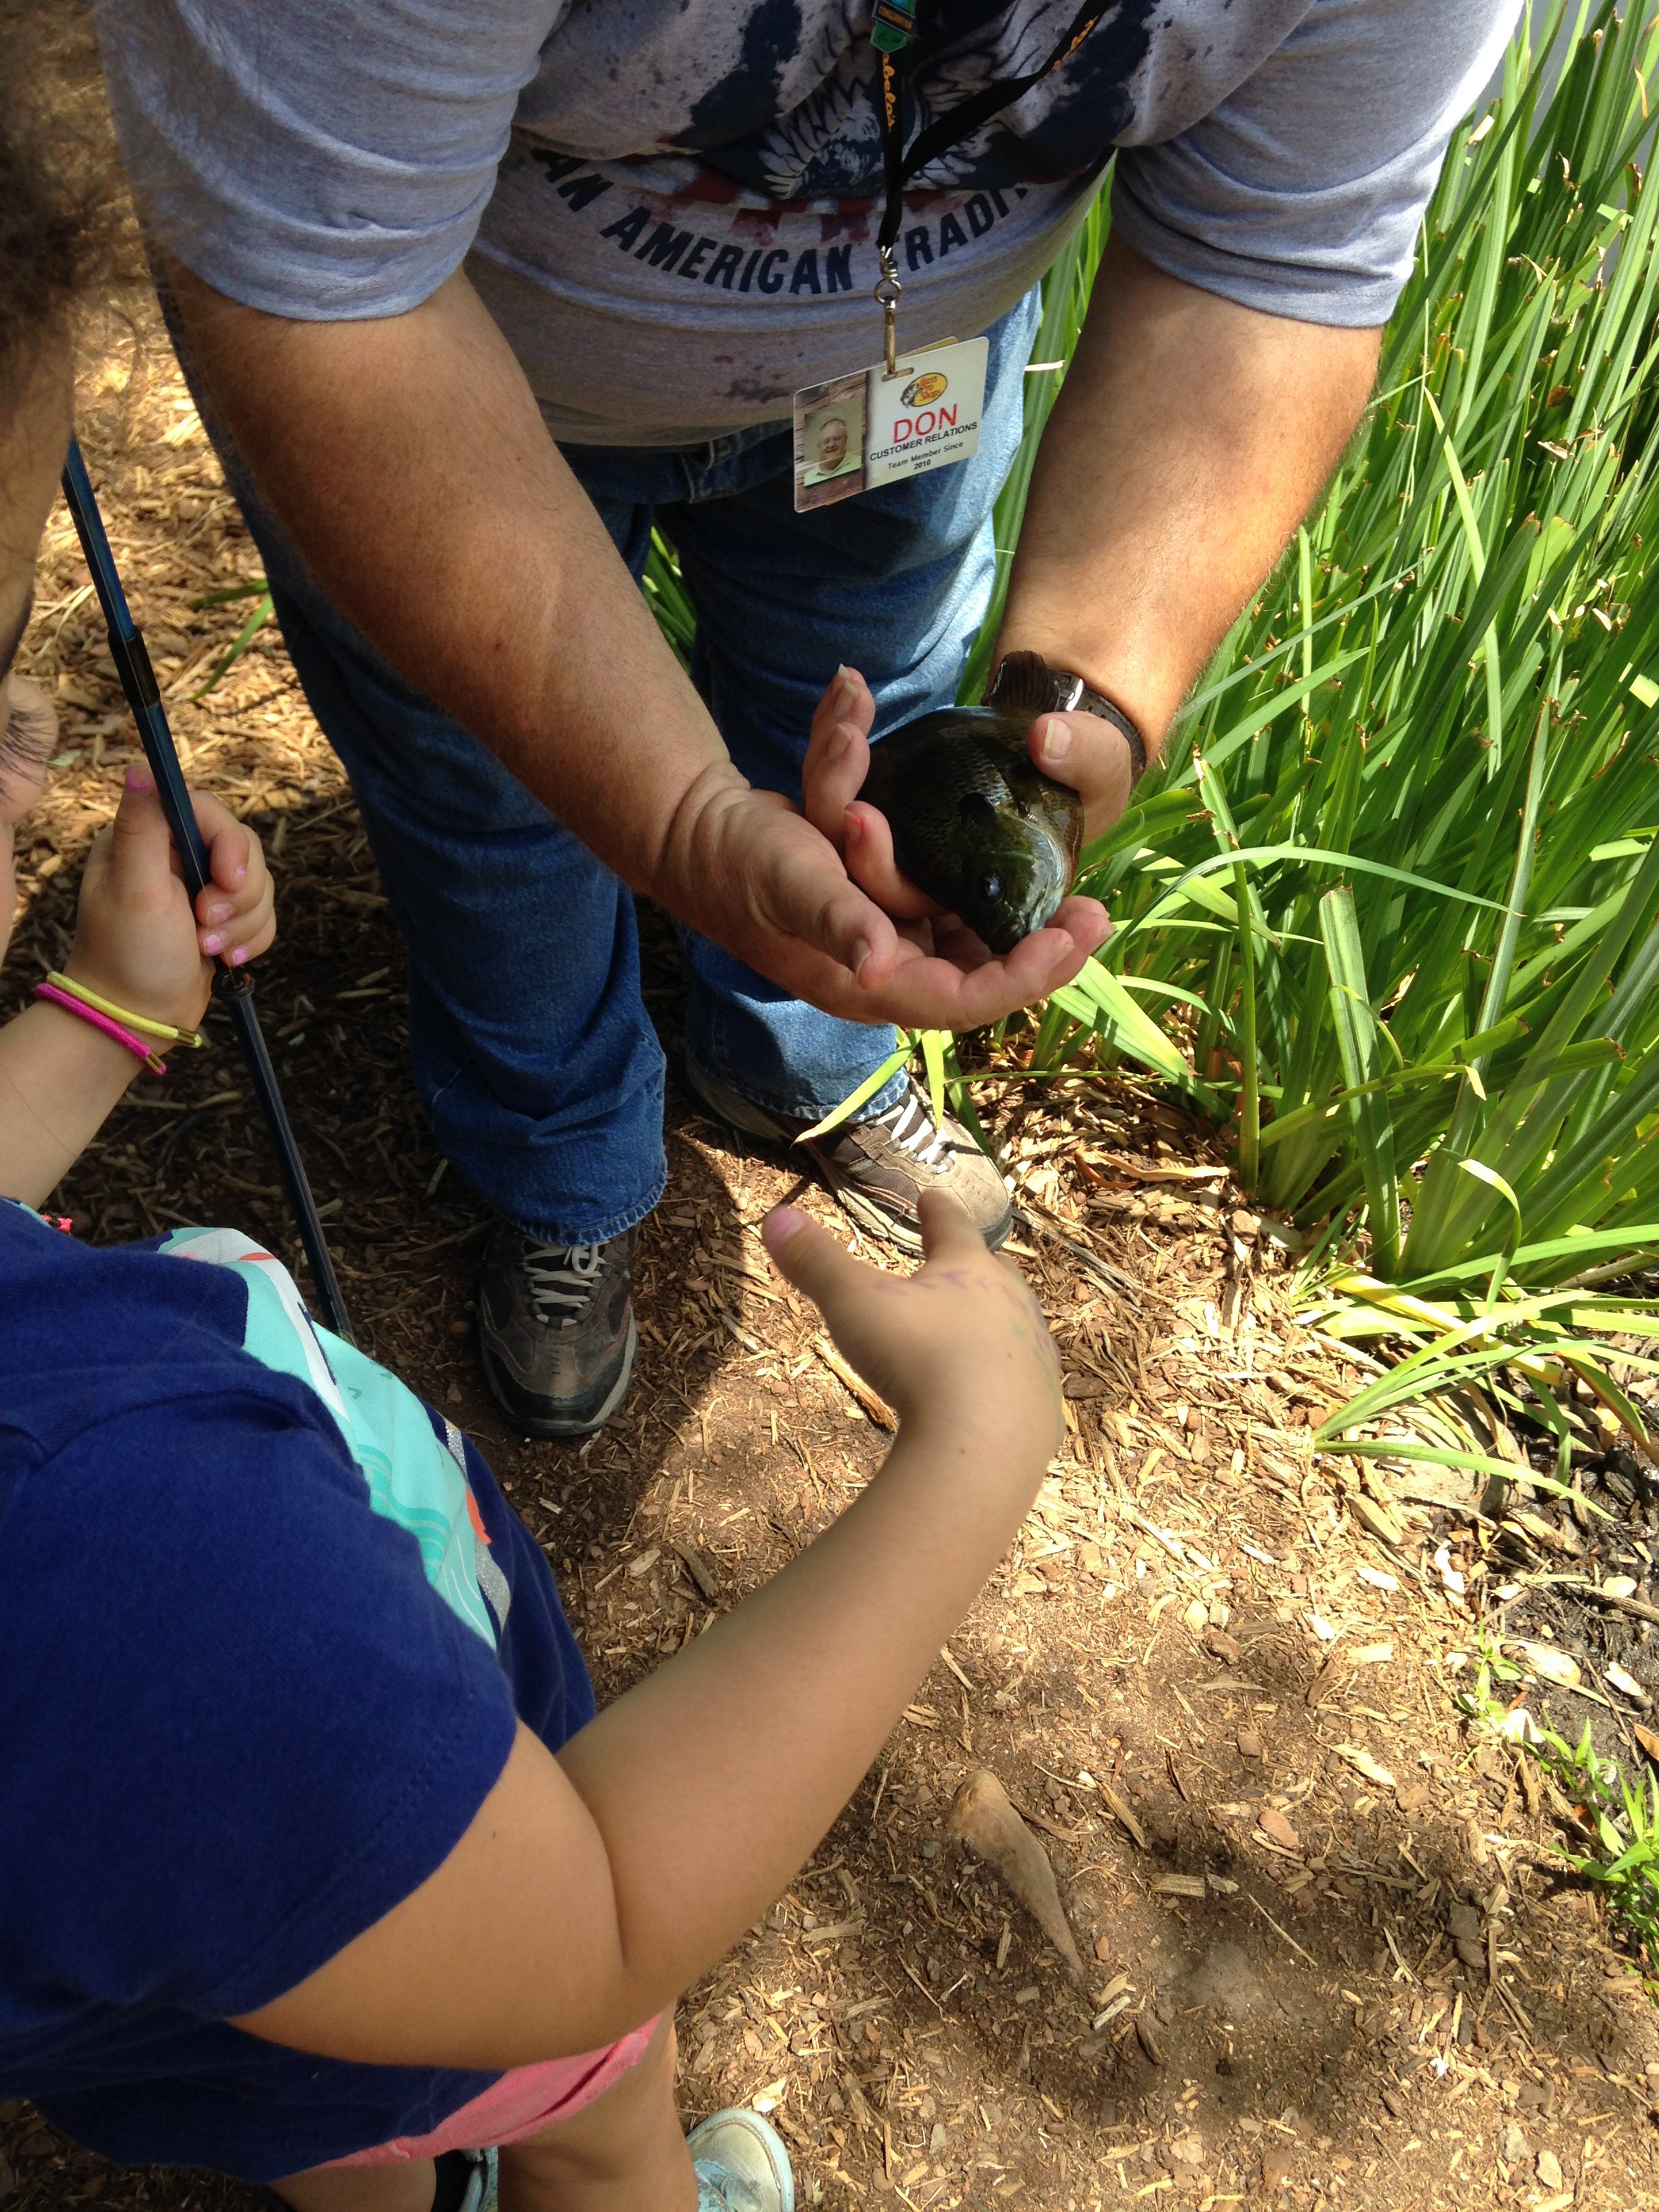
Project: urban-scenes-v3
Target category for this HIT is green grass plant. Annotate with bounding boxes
[1074,2,1659,1289]
[1044,3,1659,1453]
[1462,1634,1659,1978]
[188,578,274,699]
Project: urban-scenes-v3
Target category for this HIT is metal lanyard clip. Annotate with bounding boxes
[874,248,904,379]
[867,0,1107,374]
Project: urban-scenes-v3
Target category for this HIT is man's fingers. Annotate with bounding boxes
[803,670,875,844]
[843,802,939,919]
[825,664,875,739]
[855,903,1108,1029]
[991,901,1108,994]
[802,722,871,844]
[1026,710,1139,841]
[704,787,1107,1029]
[803,665,870,735]
[1047,894,1111,956]
[759,827,903,992]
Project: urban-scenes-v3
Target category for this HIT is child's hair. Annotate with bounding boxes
[0,0,132,417]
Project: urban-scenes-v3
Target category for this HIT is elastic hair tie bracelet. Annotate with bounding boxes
[42,969,206,1050]
[33,981,169,1076]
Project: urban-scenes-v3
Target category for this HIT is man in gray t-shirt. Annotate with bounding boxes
[96,0,1516,1441]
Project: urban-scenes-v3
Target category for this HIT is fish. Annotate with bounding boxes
[859,651,1083,954]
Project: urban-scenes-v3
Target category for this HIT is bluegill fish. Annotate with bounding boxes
[860,651,1083,955]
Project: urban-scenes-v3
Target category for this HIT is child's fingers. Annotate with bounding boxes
[190,793,272,944]
[103,768,181,893]
[760,1206,876,1314]
[195,857,271,937]
[211,880,277,966]
[915,1188,994,1265]
[191,792,256,897]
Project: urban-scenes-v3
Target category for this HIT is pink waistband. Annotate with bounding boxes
[319,2017,661,2168]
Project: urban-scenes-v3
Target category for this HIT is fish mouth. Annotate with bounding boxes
[974,861,1071,955]
[982,919,1031,956]
[979,899,1063,957]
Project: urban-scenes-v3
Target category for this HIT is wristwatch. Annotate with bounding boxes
[987,654,1148,787]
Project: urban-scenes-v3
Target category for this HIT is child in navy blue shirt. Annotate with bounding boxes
[0,18,1066,2212]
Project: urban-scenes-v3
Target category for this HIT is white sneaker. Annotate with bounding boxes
[687,2107,795,2212]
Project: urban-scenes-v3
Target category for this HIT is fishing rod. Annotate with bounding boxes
[59,439,354,1342]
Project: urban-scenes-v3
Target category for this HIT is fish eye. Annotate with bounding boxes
[979,872,1004,905]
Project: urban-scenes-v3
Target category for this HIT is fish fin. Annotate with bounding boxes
[957,790,1000,829]
[985,649,1063,716]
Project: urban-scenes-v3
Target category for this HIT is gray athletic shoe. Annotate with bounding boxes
[688,2108,795,2212]
[687,1062,1012,1254]
[477,1223,638,1437]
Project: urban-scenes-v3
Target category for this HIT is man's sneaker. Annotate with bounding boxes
[477,1223,638,1437]
[687,2108,795,2212]
[686,1063,1011,1254]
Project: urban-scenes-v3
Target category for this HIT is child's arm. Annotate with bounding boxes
[0,771,273,1204]
[234,1193,1065,2067]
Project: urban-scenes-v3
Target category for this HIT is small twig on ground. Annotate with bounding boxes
[1098,1780,1147,1851]
[1561,1578,1659,1631]
[1013,1205,1138,1295]
[813,1333,895,1429]
[1248,1891,1320,1967]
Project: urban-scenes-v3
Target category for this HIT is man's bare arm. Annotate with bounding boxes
[168,263,1106,1018]
[1000,236,1380,828]
[819,237,1379,901]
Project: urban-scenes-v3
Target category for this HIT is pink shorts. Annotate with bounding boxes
[317,2018,661,2169]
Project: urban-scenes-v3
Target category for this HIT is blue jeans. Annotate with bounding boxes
[213,291,1040,1244]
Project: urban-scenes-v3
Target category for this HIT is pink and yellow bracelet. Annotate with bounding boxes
[33,970,207,1078]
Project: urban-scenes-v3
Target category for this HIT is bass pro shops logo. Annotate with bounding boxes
[893,369,955,447]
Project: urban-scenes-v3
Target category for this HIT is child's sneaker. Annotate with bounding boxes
[460,2148,498,2212]
[687,2107,795,2212]
[433,2147,497,2212]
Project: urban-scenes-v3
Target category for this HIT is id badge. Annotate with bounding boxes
[793,336,989,513]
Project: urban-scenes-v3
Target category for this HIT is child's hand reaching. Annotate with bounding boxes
[762,1190,1063,1473]
[66,768,274,1031]
[228,1191,1067,2077]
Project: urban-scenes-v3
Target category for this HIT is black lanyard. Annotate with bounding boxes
[869,1,1109,369]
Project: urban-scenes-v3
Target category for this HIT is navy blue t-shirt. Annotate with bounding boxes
[0,1202,594,2182]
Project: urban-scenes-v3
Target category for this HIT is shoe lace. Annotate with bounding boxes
[520,1238,606,1326]
[875,1086,947,1167]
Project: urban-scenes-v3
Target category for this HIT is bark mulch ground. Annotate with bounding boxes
[3,313,1658,2212]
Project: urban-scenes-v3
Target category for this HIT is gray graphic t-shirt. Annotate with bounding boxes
[97,1,1518,447]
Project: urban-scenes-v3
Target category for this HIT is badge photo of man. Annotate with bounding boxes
[802,407,863,487]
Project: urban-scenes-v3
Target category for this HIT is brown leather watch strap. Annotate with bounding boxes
[987,655,1148,786]
[1045,670,1147,786]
